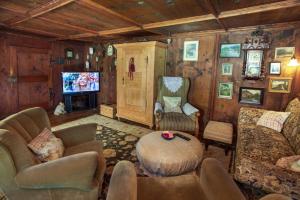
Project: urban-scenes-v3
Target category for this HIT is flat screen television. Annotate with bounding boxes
[62,72,100,94]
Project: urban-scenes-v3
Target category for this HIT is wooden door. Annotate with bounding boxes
[14,47,51,111]
[117,46,149,124]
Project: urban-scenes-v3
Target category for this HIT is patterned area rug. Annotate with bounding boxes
[52,114,232,200]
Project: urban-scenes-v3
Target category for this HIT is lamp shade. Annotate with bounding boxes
[288,55,299,67]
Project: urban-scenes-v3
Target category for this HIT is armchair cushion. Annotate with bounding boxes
[163,96,182,113]
[53,123,97,147]
[159,112,195,132]
[15,152,99,190]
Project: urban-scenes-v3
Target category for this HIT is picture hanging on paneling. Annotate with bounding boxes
[221,63,233,76]
[183,41,199,61]
[275,47,295,59]
[239,87,264,105]
[269,62,281,75]
[218,82,233,99]
[220,43,241,58]
[268,77,293,93]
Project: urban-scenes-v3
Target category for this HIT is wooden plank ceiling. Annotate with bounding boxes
[0,0,300,41]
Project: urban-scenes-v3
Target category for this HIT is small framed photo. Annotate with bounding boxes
[183,41,199,61]
[65,48,74,59]
[220,43,241,58]
[239,87,264,105]
[221,63,233,76]
[275,47,295,59]
[218,82,233,99]
[269,62,281,75]
[268,77,293,93]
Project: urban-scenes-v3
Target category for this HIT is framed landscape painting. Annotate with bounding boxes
[183,41,199,61]
[218,82,233,99]
[220,43,241,58]
[275,47,295,59]
[268,77,293,93]
[239,87,264,105]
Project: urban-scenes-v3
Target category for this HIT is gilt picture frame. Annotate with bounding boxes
[268,77,293,93]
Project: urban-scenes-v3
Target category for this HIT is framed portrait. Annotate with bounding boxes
[218,82,233,99]
[275,47,295,59]
[244,50,263,78]
[221,63,233,76]
[183,41,199,61]
[268,77,293,93]
[269,62,281,75]
[239,87,264,105]
[220,43,241,58]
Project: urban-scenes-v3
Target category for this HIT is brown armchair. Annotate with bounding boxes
[0,107,106,200]
[154,76,200,137]
[106,158,290,200]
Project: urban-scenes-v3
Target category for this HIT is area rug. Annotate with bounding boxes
[52,114,232,200]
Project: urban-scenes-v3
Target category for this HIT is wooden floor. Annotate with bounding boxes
[48,109,98,126]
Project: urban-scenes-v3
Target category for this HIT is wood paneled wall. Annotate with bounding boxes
[0,31,86,118]
[167,27,300,127]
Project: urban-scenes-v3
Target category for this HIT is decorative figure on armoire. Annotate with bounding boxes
[128,57,135,80]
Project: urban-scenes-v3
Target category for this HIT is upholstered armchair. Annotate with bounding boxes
[154,76,200,137]
[106,158,290,200]
[0,107,106,200]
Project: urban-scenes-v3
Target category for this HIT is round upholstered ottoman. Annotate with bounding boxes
[136,131,203,176]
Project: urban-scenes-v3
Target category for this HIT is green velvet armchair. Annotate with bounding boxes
[154,76,200,137]
[0,107,106,200]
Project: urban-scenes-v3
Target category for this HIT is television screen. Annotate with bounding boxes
[62,72,100,94]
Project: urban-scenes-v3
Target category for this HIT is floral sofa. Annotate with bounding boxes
[234,98,300,199]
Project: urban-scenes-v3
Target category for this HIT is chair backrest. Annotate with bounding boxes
[156,76,190,107]
[0,107,51,143]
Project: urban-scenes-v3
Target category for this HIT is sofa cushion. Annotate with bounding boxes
[63,140,103,157]
[283,98,300,154]
[257,111,290,132]
[28,128,64,162]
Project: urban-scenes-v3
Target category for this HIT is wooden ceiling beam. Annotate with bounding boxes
[0,3,99,34]
[219,0,300,19]
[6,0,76,25]
[202,0,227,31]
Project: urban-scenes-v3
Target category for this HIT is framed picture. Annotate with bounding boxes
[269,62,281,75]
[183,41,199,61]
[220,43,241,58]
[268,77,293,93]
[239,87,264,105]
[221,63,233,76]
[218,82,233,99]
[65,48,74,60]
[275,47,295,59]
[244,50,263,78]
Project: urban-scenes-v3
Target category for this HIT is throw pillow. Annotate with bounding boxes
[257,111,291,132]
[163,96,182,113]
[276,155,300,172]
[28,128,64,162]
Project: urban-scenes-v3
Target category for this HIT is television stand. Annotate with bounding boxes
[64,93,97,113]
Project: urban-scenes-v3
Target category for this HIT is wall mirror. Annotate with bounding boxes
[242,28,271,80]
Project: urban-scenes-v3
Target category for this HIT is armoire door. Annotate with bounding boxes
[117,47,149,123]
[14,47,51,111]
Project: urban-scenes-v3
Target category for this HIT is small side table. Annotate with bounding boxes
[202,121,234,155]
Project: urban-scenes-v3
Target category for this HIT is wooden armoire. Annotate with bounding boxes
[114,41,167,128]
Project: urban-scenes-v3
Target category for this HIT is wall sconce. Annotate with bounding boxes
[288,55,299,67]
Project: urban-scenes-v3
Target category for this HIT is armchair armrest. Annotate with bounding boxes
[154,102,163,114]
[200,158,246,200]
[183,103,199,116]
[238,107,267,126]
[53,123,97,147]
[15,152,98,191]
[106,161,137,200]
